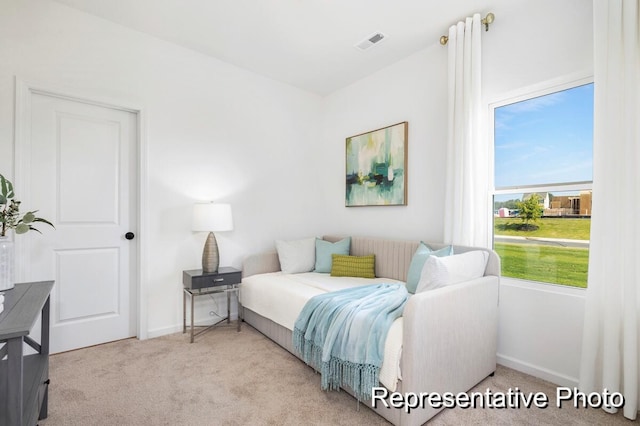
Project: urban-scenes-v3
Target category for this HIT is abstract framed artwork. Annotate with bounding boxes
[345,121,408,207]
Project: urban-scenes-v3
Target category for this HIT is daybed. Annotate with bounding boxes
[240,235,500,426]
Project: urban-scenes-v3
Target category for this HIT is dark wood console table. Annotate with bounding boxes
[0,281,54,426]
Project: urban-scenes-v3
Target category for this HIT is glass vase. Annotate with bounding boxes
[0,236,15,291]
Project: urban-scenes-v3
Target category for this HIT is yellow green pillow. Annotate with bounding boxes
[330,254,375,278]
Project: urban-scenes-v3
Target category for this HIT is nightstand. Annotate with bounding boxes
[182,267,242,343]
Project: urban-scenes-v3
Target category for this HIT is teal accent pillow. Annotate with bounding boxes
[406,243,453,293]
[314,237,351,273]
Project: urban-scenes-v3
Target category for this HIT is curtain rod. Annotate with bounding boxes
[439,12,495,45]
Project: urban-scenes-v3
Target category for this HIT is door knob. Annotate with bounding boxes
[125,232,135,240]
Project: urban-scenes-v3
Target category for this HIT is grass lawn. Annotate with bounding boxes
[494,242,588,288]
[493,217,590,288]
[494,217,591,240]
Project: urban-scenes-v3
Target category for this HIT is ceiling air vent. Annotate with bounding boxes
[354,32,387,51]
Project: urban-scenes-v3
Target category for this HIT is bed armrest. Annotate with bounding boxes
[242,251,281,278]
[400,276,499,425]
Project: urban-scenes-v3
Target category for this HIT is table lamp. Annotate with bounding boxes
[192,202,233,273]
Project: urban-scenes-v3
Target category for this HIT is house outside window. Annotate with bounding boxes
[491,80,593,288]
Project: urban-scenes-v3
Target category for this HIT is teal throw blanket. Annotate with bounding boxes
[293,283,408,400]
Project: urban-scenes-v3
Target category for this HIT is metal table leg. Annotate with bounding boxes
[182,289,187,334]
[236,288,242,332]
[190,291,195,343]
[227,287,231,324]
[183,284,242,342]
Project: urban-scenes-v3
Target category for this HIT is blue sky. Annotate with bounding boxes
[494,83,594,188]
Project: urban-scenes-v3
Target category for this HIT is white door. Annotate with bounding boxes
[20,91,138,354]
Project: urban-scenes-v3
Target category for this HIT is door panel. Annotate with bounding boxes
[56,248,120,321]
[24,92,137,353]
[58,113,120,224]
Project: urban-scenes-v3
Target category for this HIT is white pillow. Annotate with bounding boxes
[416,250,489,293]
[275,237,316,273]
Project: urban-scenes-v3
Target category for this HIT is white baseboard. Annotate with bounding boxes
[147,324,182,339]
[497,353,579,388]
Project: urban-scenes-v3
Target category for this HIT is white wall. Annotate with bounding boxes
[0,0,326,336]
[497,280,587,386]
[321,44,447,241]
[322,0,593,386]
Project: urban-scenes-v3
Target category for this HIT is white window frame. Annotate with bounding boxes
[488,74,594,289]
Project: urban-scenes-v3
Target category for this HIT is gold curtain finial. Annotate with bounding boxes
[481,12,495,31]
[439,12,495,45]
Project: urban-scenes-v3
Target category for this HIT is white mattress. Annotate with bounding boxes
[240,272,404,391]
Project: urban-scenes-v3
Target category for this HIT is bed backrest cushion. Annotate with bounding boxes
[323,235,500,281]
[324,235,418,281]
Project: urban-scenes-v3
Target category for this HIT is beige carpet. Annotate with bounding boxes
[40,324,631,425]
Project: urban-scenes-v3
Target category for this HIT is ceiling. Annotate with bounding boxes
[51,0,504,95]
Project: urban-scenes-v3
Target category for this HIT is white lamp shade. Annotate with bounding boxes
[192,203,233,232]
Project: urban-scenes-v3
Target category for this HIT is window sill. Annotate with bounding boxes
[500,276,587,297]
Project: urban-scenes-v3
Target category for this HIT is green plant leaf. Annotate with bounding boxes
[0,174,14,200]
[15,223,30,234]
[23,211,36,223]
[0,174,54,236]
[28,226,43,234]
[33,217,55,228]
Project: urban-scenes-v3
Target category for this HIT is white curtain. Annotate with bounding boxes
[443,14,490,248]
[579,0,640,420]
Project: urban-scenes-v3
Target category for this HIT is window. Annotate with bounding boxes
[492,82,593,288]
